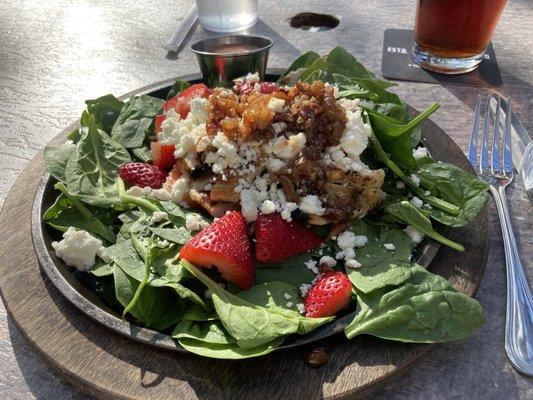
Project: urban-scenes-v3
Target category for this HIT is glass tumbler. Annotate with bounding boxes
[195,0,258,33]
[412,0,507,74]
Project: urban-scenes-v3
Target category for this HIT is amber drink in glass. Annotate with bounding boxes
[412,0,507,74]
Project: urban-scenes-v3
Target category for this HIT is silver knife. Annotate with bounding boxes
[162,5,198,53]
[491,97,533,203]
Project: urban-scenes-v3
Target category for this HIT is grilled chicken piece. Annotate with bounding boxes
[323,167,385,220]
[189,189,239,217]
[210,179,240,203]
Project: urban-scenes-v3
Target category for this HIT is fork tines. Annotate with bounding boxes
[468,94,513,178]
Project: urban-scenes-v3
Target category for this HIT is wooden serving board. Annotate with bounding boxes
[0,81,490,400]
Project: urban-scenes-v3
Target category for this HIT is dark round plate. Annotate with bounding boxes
[31,71,443,353]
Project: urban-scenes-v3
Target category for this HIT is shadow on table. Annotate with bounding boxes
[7,317,96,400]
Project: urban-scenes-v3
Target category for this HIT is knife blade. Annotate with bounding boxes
[162,5,198,53]
[491,97,533,203]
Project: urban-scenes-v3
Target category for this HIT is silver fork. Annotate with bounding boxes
[468,95,533,376]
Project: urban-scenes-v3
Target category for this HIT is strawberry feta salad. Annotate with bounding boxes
[43,47,489,359]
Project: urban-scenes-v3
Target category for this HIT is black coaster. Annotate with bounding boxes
[381,29,502,87]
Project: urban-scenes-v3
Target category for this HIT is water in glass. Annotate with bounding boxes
[195,0,258,33]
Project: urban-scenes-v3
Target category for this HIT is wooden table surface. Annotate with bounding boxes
[0,0,531,399]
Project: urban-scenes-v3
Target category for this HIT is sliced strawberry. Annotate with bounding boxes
[151,141,175,170]
[254,213,323,263]
[304,271,351,318]
[154,114,166,134]
[163,83,211,118]
[180,211,254,289]
[119,162,167,189]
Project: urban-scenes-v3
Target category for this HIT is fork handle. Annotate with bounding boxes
[491,186,533,376]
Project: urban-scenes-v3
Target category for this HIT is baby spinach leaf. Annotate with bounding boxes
[43,142,76,182]
[90,261,114,277]
[64,115,130,208]
[166,79,190,100]
[346,221,413,293]
[177,337,283,360]
[385,201,464,251]
[107,239,207,309]
[172,319,236,345]
[182,305,217,322]
[85,94,124,134]
[364,103,439,170]
[150,227,191,244]
[113,265,182,330]
[111,95,163,149]
[277,51,320,84]
[131,145,152,162]
[369,133,461,216]
[417,163,489,227]
[326,46,376,79]
[237,281,301,312]
[181,261,332,349]
[255,253,316,287]
[50,183,117,243]
[345,264,485,342]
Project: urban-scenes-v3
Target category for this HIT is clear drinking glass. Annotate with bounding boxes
[412,0,507,74]
[195,0,258,33]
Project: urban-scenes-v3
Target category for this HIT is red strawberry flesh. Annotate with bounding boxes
[304,271,351,318]
[119,162,167,189]
[254,213,323,263]
[180,211,254,289]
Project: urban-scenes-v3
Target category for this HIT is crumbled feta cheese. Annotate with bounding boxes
[125,186,152,197]
[345,259,362,269]
[410,196,423,208]
[283,293,292,300]
[353,235,369,247]
[383,243,395,251]
[151,188,172,202]
[51,227,106,271]
[150,211,168,224]
[344,248,356,260]
[240,189,259,222]
[410,173,421,186]
[271,132,306,159]
[340,108,371,160]
[319,255,337,268]
[267,98,285,113]
[395,181,406,189]
[304,260,319,274]
[337,231,357,250]
[271,121,287,134]
[297,303,306,314]
[404,226,424,244]
[286,301,294,308]
[267,157,286,172]
[299,195,325,216]
[185,213,210,231]
[300,283,313,297]
[170,176,190,204]
[280,202,298,221]
[160,99,211,169]
[97,247,111,263]
[260,200,277,214]
[413,146,428,159]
